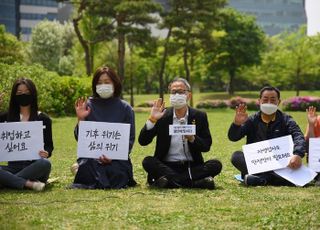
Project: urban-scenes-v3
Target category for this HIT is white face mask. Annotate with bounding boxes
[260,103,278,115]
[170,94,187,109]
[96,84,114,99]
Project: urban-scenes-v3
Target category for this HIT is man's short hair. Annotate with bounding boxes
[168,77,191,91]
[259,86,280,99]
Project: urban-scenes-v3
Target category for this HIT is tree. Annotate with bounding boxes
[272,26,318,96]
[210,8,265,95]
[0,25,24,64]
[158,0,226,102]
[240,27,320,93]
[29,20,76,75]
[71,0,161,80]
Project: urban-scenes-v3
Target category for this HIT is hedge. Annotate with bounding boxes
[282,96,320,111]
[0,63,91,116]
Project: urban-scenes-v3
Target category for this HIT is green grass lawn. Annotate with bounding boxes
[1,110,320,229]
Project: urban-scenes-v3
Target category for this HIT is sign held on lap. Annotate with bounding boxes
[0,121,43,161]
[242,135,293,175]
[169,125,195,136]
[77,121,130,160]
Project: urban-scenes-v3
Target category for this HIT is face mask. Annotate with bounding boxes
[96,84,114,99]
[260,103,278,115]
[15,94,33,107]
[170,93,187,109]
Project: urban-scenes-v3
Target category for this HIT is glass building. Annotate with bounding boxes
[228,0,306,36]
[0,0,20,36]
[0,0,71,41]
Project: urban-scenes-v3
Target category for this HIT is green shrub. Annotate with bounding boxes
[228,96,259,110]
[0,63,91,116]
[136,101,153,108]
[196,100,228,109]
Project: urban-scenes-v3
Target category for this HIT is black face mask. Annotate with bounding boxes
[15,94,33,106]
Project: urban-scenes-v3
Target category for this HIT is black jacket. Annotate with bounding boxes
[138,107,212,164]
[228,110,306,157]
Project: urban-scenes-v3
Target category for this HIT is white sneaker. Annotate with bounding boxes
[32,181,45,191]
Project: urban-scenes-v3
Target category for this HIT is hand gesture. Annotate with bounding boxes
[99,154,112,165]
[306,106,317,125]
[234,103,248,126]
[75,97,91,121]
[150,98,166,121]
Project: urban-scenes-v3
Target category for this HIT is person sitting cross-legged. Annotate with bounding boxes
[139,77,222,190]
[229,86,306,186]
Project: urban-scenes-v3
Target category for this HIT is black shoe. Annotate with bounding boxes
[244,174,267,186]
[152,176,169,188]
[193,176,215,190]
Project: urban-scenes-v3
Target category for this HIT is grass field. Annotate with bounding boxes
[1,108,320,229]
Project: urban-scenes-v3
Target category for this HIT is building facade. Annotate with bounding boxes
[0,0,71,41]
[228,0,306,36]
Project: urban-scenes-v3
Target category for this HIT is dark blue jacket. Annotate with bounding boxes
[228,110,306,157]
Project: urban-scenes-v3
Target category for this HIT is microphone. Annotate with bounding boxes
[179,118,186,125]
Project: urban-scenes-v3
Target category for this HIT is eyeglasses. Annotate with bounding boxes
[170,90,189,95]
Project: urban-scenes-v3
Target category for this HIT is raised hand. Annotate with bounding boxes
[75,97,91,121]
[234,103,248,126]
[150,98,166,121]
[306,106,317,125]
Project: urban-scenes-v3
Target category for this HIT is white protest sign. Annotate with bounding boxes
[242,135,293,175]
[77,121,130,160]
[0,121,43,161]
[308,138,320,172]
[274,165,317,187]
[169,125,196,136]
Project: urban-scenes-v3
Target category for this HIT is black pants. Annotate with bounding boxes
[231,151,294,186]
[142,156,222,188]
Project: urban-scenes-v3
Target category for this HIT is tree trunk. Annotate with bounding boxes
[183,47,192,106]
[118,31,125,83]
[159,26,172,99]
[295,66,301,96]
[72,1,92,76]
[73,18,92,76]
[228,69,235,95]
[129,45,134,107]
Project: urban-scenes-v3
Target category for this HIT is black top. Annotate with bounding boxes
[138,107,212,164]
[0,112,54,157]
[228,110,306,157]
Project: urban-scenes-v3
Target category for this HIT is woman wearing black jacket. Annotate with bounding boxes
[0,78,53,191]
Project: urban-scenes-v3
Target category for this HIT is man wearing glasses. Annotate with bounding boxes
[138,78,222,189]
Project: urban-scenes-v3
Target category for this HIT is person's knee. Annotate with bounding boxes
[37,158,51,171]
[231,151,244,166]
[142,156,155,170]
[205,159,222,175]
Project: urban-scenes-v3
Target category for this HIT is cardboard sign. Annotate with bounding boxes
[0,121,43,161]
[308,138,320,172]
[169,125,196,136]
[242,135,293,175]
[77,121,130,160]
